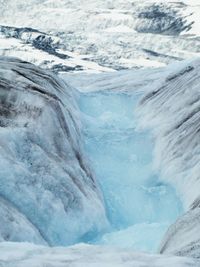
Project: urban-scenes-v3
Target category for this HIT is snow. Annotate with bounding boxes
[0,0,199,70]
[104,25,135,33]
[60,67,168,93]
[72,77,182,252]
[0,35,112,73]
[0,242,199,267]
[118,58,166,68]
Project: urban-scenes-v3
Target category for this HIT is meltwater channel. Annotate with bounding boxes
[77,90,182,252]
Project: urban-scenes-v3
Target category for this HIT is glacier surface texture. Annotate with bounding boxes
[0,56,108,246]
[0,0,200,266]
[0,56,200,266]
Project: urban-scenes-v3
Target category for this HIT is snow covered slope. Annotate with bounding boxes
[0,242,199,267]
[0,26,112,73]
[0,56,108,245]
[0,0,199,71]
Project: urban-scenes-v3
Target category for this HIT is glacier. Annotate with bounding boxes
[0,56,200,266]
[0,242,199,267]
[137,58,200,258]
[0,56,108,246]
[77,90,182,252]
[0,0,200,71]
[0,0,200,265]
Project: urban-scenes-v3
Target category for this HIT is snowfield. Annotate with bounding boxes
[0,242,199,267]
[0,0,199,71]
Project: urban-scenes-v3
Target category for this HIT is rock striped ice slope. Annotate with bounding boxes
[0,26,112,73]
[137,58,200,258]
[0,56,108,245]
[137,58,200,208]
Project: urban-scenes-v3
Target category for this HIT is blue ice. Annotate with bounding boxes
[78,91,182,252]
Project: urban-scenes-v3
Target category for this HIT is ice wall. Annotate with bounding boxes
[137,58,200,258]
[0,242,199,267]
[78,88,182,252]
[0,56,108,245]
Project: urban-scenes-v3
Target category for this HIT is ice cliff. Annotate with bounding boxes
[137,58,200,258]
[0,56,108,246]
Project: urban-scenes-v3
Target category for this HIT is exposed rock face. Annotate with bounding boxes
[137,58,200,258]
[0,57,107,246]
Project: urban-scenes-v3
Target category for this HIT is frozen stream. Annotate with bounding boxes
[78,90,182,253]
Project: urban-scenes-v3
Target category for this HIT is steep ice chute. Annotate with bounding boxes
[137,58,200,258]
[77,84,182,252]
[0,56,108,245]
[0,242,199,267]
